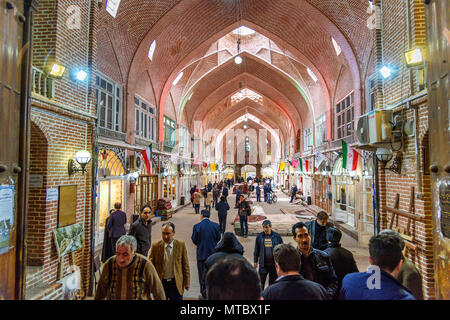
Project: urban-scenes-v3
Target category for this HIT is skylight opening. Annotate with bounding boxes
[106,0,122,18]
[307,67,318,82]
[232,26,256,36]
[148,40,156,61]
[332,37,342,56]
[172,72,183,86]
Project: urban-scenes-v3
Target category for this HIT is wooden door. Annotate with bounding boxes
[0,0,28,300]
[425,0,449,300]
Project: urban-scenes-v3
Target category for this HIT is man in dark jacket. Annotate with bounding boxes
[292,221,339,299]
[191,210,221,299]
[306,211,334,250]
[202,186,208,207]
[215,196,230,234]
[107,202,127,254]
[207,182,212,192]
[254,220,283,289]
[190,185,197,208]
[340,233,415,300]
[380,229,423,299]
[290,184,298,203]
[323,227,359,292]
[202,232,246,298]
[222,185,229,201]
[237,195,251,237]
[263,244,328,300]
[128,204,154,256]
[255,183,261,202]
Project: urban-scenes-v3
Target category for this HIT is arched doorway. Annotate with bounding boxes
[224,167,234,180]
[241,165,256,180]
[96,149,125,243]
[26,122,49,267]
[332,156,356,228]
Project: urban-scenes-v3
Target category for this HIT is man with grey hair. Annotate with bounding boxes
[379,229,423,300]
[94,235,166,300]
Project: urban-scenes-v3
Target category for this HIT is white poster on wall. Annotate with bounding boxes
[46,188,59,202]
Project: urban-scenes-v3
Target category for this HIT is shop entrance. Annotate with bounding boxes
[332,157,356,228]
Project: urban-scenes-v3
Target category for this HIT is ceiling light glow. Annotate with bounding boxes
[234,55,243,64]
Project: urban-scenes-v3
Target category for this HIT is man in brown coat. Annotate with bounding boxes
[149,222,190,300]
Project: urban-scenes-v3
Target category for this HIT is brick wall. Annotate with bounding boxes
[375,0,434,299]
[26,0,98,298]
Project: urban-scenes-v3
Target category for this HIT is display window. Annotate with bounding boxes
[332,157,356,228]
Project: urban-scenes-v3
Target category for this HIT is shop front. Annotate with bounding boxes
[224,166,234,180]
[332,156,357,228]
[162,160,178,208]
[95,148,126,244]
[314,162,332,212]
[357,158,375,246]
[179,162,191,205]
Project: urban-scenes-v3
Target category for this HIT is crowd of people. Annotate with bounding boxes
[96,180,423,301]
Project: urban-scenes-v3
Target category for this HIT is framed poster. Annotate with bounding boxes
[58,185,77,227]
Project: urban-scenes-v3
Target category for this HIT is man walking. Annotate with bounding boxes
[222,184,229,201]
[255,183,261,202]
[254,220,283,289]
[128,204,154,256]
[340,233,415,300]
[107,202,127,254]
[149,222,190,300]
[290,184,298,203]
[292,221,338,299]
[306,211,334,250]
[323,227,359,292]
[215,196,230,234]
[235,186,242,208]
[190,185,197,208]
[237,195,251,238]
[191,210,221,299]
[262,244,327,300]
[193,188,201,214]
[94,235,165,300]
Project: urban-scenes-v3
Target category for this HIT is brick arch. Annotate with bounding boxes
[205,99,291,142]
[186,69,307,135]
[121,0,366,142]
[182,50,314,122]
[26,121,49,266]
[30,114,53,145]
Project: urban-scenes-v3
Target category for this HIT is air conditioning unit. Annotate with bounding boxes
[357,115,369,144]
[357,110,393,146]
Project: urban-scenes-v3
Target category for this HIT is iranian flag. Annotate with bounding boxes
[142,143,153,174]
[342,140,358,171]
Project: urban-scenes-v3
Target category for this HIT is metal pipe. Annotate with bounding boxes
[412,101,424,199]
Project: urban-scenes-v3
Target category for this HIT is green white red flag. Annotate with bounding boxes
[141,143,153,174]
[342,140,358,171]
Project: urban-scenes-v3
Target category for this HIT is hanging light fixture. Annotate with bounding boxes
[235,0,243,65]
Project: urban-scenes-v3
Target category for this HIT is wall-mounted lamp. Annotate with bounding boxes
[376,148,393,167]
[49,63,66,78]
[68,150,91,175]
[379,65,395,79]
[72,69,88,82]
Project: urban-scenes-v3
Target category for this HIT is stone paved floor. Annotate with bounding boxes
[150,188,370,299]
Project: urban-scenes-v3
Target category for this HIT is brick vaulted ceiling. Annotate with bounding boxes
[97,0,372,139]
